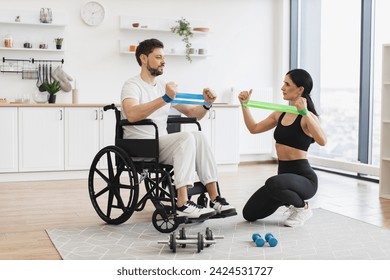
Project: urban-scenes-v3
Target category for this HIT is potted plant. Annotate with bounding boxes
[44,80,61,103]
[54,37,63,50]
[171,17,193,62]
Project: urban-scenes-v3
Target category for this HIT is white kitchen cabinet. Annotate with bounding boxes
[99,108,116,154]
[65,107,100,170]
[199,106,240,166]
[239,105,274,161]
[65,107,116,170]
[0,105,116,182]
[0,107,18,172]
[18,107,64,171]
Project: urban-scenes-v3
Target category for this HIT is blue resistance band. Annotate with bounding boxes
[175,93,205,100]
[171,93,212,106]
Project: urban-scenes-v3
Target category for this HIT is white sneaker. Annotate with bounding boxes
[210,196,236,215]
[284,202,313,227]
[176,201,216,219]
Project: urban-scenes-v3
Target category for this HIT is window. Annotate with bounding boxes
[291,0,380,176]
[372,0,390,166]
[297,0,361,162]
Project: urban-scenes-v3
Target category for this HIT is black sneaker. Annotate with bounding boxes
[176,201,216,219]
[210,196,236,215]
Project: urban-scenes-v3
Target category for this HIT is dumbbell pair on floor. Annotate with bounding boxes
[252,233,278,247]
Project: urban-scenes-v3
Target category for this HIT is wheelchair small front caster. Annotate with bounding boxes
[152,205,179,233]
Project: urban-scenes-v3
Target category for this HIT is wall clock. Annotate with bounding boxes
[80,1,105,26]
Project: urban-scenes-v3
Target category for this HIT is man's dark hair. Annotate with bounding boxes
[135,38,164,66]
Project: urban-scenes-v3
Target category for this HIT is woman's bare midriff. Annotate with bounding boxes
[275,143,307,160]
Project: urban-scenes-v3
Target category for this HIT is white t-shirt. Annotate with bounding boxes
[120,75,171,139]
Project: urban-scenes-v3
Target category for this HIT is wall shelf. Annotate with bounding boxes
[119,15,209,34]
[0,47,64,52]
[380,44,390,199]
[0,9,67,52]
[120,25,209,35]
[0,21,66,27]
[118,15,210,61]
[0,9,67,26]
[118,40,209,58]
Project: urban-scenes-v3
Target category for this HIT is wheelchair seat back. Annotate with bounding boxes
[112,106,159,161]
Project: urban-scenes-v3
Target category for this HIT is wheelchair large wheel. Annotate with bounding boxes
[88,145,139,225]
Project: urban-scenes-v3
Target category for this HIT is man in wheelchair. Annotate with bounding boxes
[120,38,236,221]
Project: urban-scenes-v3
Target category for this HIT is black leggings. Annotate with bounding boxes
[242,159,318,222]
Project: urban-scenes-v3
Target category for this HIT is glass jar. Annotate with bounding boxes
[4,34,13,48]
[40,8,52,23]
[33,92,49,104]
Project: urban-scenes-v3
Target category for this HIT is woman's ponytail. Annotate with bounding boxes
[286,69,319,116]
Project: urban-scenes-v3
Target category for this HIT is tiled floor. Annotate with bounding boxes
[46,208,390,260]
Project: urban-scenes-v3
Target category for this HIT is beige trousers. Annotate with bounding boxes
[158,131,218,189]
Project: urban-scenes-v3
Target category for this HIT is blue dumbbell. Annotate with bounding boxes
[251,233,265,247]
[265,233,278,247]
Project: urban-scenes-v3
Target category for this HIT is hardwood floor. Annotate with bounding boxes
[0,162,388,260]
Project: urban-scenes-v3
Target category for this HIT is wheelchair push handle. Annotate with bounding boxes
[103,104,118,112]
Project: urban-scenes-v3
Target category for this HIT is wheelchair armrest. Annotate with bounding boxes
[119,119,159,138]
[167,116,201,131]
[167,116,197,124]
[120,118,155,126]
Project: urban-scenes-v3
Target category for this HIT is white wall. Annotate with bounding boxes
[0,0,288,105]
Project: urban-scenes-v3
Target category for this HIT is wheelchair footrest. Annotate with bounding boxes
[184,216,211,224]
[210,210,238,219]
[175,216,189,225]
[175,215,211,225]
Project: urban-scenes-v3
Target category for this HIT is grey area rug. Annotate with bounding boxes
[46,208,390,260]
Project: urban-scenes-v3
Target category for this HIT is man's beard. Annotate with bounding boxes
[147,63,164,76]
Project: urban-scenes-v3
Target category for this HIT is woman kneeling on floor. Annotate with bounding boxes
[239,69,327,227]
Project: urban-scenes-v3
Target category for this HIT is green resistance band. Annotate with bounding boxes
[242,100,307,115]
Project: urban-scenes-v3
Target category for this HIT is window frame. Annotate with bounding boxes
[289,0,378,178]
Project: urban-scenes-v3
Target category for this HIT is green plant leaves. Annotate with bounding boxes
[171,17,193,62]
[43,80,61,94]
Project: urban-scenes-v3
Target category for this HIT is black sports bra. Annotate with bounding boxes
[273,112,314,151]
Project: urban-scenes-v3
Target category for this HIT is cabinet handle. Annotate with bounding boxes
[59,109,63,120]
[100,109,104,120]
[95,109,98,120]
[212,109,216,119]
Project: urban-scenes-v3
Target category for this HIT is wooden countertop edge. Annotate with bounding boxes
[0,103,241,108]
[0,103,120,107]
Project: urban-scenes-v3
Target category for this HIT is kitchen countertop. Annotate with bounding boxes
[0,103,241,108]
[0,103,116,107]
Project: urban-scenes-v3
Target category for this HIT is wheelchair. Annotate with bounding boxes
[88,104,236,233]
